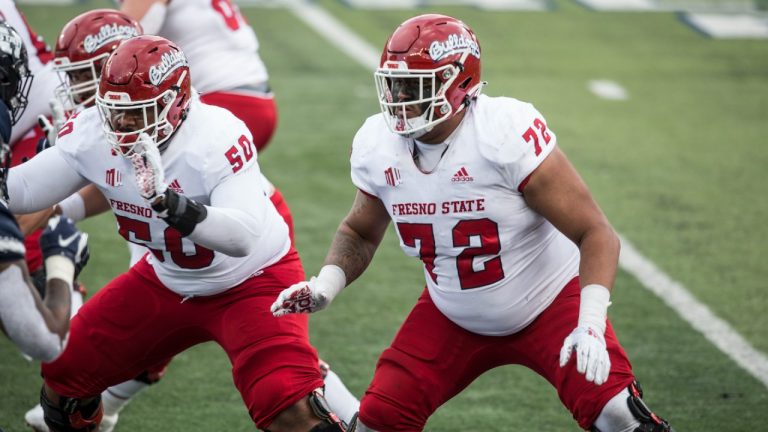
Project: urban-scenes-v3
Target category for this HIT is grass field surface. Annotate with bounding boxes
[1,0,766,430]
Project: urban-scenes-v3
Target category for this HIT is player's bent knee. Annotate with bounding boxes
[592,380,673,432]
[40,387,102,432]
[359,394,417,431]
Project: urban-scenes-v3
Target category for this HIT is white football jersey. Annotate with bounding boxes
[0,0,58,144]
[155,0,268,93]
[56,101,290,297]
[351,95,580,336]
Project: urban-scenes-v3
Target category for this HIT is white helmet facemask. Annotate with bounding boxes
[375,56,471,139]
[52,53,108,112]
[95,83,180,157]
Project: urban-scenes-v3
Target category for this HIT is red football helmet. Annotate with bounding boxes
[375,14,484,138]
[53,9,142,110]
[95,35,192,156]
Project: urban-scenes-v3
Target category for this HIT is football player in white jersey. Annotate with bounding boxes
[272,14,674,432]
[119,0,278,153]
[20,9,359,432]
[7,35,347,432]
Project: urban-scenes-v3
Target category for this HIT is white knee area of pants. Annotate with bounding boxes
[354,419,377,432]
[322,369,360,425]
[102,380,149,415]
[593,388,640,432]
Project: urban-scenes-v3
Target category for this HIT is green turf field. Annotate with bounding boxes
[1,0,766,430]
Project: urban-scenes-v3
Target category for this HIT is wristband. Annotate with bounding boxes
[318,264,346,299]
[577,284,611,334]
[151,189,207,236]
[45,255,75,285]
[57,193,86,222]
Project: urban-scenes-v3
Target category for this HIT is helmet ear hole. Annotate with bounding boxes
[459,77,472,90]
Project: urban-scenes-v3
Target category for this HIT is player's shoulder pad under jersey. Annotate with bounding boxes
[54,107,103,156]
[472,94,554,165]
[0,202,25,262]
[180,101,257,186]
[0,101,12,144]
[350,113,390,167]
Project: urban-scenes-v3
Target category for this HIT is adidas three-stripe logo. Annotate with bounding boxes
[451,167,473,183]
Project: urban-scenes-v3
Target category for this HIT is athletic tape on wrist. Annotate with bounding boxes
[45,255,75,285]
[578,284,611,334]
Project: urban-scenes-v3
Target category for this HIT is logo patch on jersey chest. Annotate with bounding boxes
[451,166,474,183]
[384,166,402,187]
[106,168,123,187]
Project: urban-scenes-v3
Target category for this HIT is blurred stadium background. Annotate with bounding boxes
[1,0,767,430]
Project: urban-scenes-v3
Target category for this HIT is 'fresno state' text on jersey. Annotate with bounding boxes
[351,95,579,336]
[55,101,290,296]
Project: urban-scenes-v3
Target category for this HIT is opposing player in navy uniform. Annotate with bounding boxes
[0,21,88,362]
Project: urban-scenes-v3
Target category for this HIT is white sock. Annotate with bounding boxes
[70,289,83,318]
[593,388,640,432]
[102,380,149,416]
[323,369,360,425]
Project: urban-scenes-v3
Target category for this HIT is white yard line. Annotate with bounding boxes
[619,236,768,388]
[588,79,629,100]
[287,0,768,390]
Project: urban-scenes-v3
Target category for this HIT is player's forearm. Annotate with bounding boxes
[186,206,260,257]
[0,265,65,361]
[324,222,380,286]
[577,222,620,291]
[41,279,72,339]
[15,207,55,236]
[121,0,167,34]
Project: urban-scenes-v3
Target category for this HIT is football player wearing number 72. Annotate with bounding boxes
[272,14,675,432]
[8,35,347,432]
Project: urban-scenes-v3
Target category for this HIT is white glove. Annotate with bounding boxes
[130,133,167,202]
[271,265,346,317]
[37,98,66,146]
[559,324,611,385]
[559,284,612,385]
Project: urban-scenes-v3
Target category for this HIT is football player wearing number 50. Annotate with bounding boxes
[8,35,347,432]
[20,9,359,432]
[271,14,675,432]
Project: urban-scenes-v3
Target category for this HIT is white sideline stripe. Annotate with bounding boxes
[289,0,768,390]
[588,79,628,100]
[619,235,768,389]
[285,0,379,71]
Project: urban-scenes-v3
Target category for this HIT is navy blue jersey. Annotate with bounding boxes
[0,101,11,145]
[0,201,24,262]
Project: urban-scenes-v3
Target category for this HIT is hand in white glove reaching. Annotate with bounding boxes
[559,324,611,385]
[130,133,167,203]
[37,98,67,147]
[271,265,346,317]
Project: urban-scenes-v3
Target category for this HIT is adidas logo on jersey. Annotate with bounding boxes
[451,167,474,183]
[168,179,184,194]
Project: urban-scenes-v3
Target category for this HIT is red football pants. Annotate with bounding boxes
[359,277,636,431]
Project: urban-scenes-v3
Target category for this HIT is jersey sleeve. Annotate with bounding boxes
[349,116,380,197]
[200,115,259,194]
[493,100,558,190]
